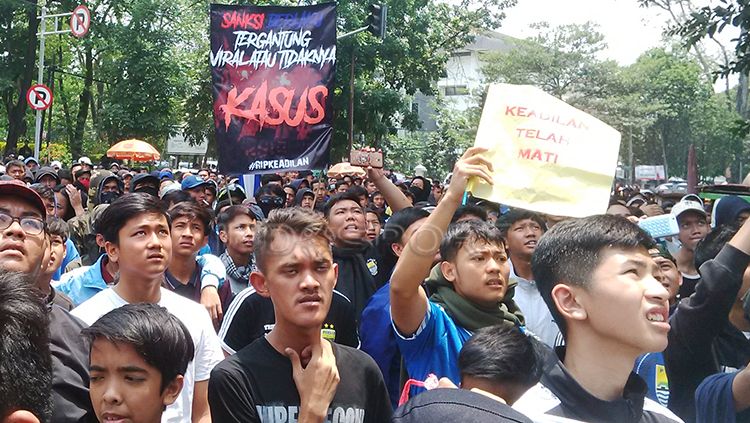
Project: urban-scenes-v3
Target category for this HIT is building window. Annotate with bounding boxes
[411,102,419,114]
[444,85,469,96]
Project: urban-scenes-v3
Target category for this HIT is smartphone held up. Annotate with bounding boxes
[350,149,384,168]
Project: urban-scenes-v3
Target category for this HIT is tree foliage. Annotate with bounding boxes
[663,0,750,77]
[0,0,517,166]
[445,21,744,180]
[482,22,609,100]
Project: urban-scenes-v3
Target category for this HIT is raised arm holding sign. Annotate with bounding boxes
[467,83,621,218]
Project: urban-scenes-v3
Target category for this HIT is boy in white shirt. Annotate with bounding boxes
[73,193,223,423]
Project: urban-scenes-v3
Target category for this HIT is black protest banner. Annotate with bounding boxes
[210,3,336,174]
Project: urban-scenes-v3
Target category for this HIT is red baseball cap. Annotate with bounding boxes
[0,180,47,219]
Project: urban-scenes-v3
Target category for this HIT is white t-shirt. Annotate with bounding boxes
[72,287,224,423]
[510,260,562,348]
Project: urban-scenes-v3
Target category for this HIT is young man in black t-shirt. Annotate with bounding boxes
[208,207,391,422]
[218,286,359,355]
[164,202,233,323]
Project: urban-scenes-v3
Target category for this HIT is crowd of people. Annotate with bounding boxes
[1,149,750,423]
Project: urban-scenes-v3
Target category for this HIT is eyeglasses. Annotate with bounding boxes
[0,212,45,235]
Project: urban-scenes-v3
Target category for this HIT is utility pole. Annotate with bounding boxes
[336,4,387,157]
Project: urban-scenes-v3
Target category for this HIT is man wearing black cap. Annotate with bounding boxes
[23,168,34,184]
[36,166,60,189]
[0,180,95,422]
[130,173,160,197]
[217,182,247,206]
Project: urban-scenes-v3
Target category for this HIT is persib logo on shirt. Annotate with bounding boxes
[322,323,336,342]
[366,258,378,276]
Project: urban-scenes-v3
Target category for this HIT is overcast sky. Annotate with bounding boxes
[499,0,669,64]
[497,0,739,89]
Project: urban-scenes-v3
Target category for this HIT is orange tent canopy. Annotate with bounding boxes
[107,139,161,162]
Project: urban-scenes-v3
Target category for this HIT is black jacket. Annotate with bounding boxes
[332,241,381,319]
[49,304,97,422]
[664,244,750,422]
[393,388,532,423]
[513,347,681,422]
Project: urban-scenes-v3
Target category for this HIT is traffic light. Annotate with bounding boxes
[367,3,387,40]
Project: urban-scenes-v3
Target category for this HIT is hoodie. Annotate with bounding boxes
[94,174,124,205]
[289,178,308,191]
[294,188,315,206]
[713,195,750,228]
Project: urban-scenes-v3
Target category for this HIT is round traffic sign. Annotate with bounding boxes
[26,84,53,111]
[70,5,91,38]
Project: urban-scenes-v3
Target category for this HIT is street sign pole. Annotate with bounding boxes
[34,3,47,160]
[33,3,89,158]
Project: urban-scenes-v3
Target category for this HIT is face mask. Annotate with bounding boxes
[79,179,91,190]
[99,191,121,205]
[134,185,158,198]
[258,196,284,217]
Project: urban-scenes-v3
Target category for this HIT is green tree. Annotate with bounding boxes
[482,21,609,101]
[183,0,517,163]
[0,0,41,155]
[2,0,517,165]
[478,19,742,179]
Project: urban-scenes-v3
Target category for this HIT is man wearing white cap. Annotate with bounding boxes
[78,156,93,172]
[672,194,710,298]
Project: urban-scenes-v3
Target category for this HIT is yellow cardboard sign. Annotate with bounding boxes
[468,84,621,218]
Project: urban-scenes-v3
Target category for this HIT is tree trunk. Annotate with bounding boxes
[93,72,104,143]
[57,43,74,142]
[4,2,40,156]
[71,45,93,159]
[737,72,749,119]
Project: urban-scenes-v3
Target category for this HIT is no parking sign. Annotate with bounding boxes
[26,84,53,111]
[69,5,90,38]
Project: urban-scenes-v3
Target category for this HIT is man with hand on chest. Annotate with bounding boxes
[208,207,391,423]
